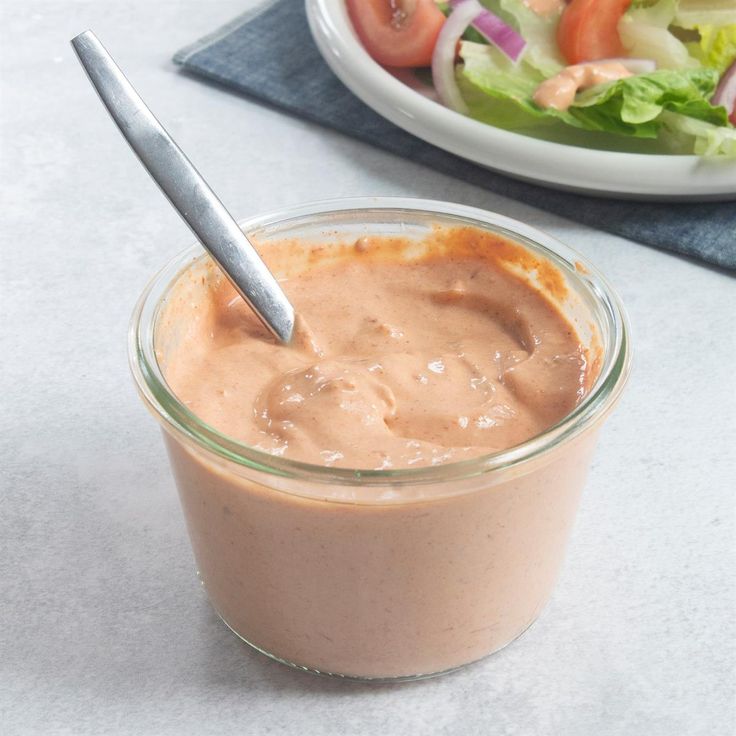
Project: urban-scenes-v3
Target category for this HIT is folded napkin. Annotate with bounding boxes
[174,0,736,270]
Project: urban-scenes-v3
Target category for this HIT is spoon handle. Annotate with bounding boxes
[71,30,295,344]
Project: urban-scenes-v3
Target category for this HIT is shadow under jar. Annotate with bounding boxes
[129,198,631,680]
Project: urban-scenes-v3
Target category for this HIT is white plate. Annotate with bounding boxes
[306,0,736,200]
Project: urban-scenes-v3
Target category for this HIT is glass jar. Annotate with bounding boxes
[129,198,631,680]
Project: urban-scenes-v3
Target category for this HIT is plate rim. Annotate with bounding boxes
[306,0,736,200]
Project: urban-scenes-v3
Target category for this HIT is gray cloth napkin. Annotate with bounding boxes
[174,0,736,270]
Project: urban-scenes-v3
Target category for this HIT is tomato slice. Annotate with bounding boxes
[557,0,632,65]
[347,0,446,68]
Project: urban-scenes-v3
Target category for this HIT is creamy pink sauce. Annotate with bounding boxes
[160,228,588,470]
[523,0,565,16]
[154,226,603,678]
[534,61,633,111]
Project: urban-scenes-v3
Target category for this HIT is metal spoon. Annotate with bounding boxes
[70,30,295,344]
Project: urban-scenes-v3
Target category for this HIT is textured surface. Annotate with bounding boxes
[1,1,735,734]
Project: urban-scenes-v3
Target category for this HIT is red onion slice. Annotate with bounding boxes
[449,0,526,62]
[713,60,736,125]
[432,0,482,113]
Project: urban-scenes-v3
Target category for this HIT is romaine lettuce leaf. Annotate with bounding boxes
[685,24,736,74]
[480,0,565,77]
[618,0,700,69]
[675,0,736,29]
[459,42,734,154]
[572,65,726,128]
[660,110,736,155]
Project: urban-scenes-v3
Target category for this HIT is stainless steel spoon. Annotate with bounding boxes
[71,30,295,344]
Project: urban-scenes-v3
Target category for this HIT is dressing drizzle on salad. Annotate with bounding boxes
[523,0,565,18]
[348,0,736,157]
[533,60,633,110]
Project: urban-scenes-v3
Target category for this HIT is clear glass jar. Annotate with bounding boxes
[129,198,631,680]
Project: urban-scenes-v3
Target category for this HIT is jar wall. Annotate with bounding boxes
[163,427,600,679]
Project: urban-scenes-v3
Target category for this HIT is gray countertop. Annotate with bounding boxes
[2,1,734,734]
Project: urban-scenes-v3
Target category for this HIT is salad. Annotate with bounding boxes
[346,0,736,157]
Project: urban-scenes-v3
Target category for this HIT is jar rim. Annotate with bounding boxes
[129,197,631,486]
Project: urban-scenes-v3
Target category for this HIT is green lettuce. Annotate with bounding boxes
[480,0,565,77]
[572,65,726,128]
[618,0,699,69]
[659,111,736,155]
[459,41,735,154]
[685,24,736,74]
[675,0,736,29]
